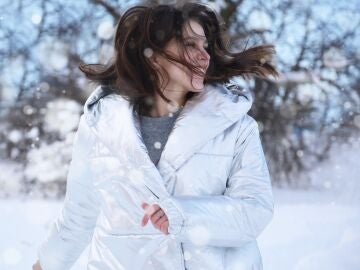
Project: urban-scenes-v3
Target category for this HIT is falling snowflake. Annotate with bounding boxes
[166,100,182,113]
[296,150,304,158]
[323,47,348,70]
[8,130,22,144]
[23,105,36,115]
[143,48,154,58]
[25,140,73,183]
[248,10,272,31]
[97,20,114,40]
[31,11,42,25]
[187,225,210,246]
[344,101,352,109]
[43,98,82,136]
[154,141,162,149]
[26,127,39,140]
[206,0,227,13]
[36,39,70,71]
[39,82,50,92]
[0,161,23,197]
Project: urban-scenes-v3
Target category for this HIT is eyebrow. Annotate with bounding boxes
[184,37,208,43]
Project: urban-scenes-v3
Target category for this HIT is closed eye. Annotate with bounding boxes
[185,42,209,51]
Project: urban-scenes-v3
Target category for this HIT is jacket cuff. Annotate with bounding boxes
[157,196,185,236]
[37,223,69,270]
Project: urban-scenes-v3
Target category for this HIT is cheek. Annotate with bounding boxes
[167,62,191,81]
[184,51,197,65]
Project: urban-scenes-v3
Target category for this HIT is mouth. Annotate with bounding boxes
[194,67,207,78]
[193,73,205,79]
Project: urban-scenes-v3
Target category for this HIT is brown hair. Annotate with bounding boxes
[79,2,278,114]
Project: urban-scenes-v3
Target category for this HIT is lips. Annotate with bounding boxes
[196,67,207,77]
[189,65,208,78]
[194,71,205,79]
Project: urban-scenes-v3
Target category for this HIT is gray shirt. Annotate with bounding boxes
[138,109,182,166]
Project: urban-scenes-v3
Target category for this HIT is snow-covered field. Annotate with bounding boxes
[1,186,359,270]
[1,141,359,270]
[260,188,360,270]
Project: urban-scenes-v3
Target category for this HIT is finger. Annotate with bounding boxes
[160,220,169,235]
[141,203,160,226]
[141,214,149,226]
[145,204,160,217]
[150,209,165,224]
[151,213,167,225]
[154,214,168,230]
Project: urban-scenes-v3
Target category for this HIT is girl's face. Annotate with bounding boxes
[154,19,210,94]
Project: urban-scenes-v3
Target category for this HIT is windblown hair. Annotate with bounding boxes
[79,2,278,114]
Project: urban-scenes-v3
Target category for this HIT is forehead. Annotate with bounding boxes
[164,20,208,52]
[182,20,207,41]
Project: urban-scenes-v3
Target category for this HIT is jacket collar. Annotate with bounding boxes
[83,82,253,198]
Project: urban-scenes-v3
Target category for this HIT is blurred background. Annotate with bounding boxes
[0,0,359,269]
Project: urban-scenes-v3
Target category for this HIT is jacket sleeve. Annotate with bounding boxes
[157,114,274,247]
[37,114,101,270]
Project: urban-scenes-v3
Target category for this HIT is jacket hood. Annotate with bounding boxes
[83,82,253,127]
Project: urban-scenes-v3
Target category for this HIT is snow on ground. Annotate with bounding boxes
[259,189,360,270]
[0,186,359,270]
[259,140,360,270]
[0,141,359,270]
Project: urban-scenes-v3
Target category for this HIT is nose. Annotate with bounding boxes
[196,49,210,68]
[197,48,210,60]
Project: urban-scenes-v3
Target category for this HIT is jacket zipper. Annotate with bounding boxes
[179,242,185,270]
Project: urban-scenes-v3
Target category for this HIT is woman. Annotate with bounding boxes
[34,2,278,270]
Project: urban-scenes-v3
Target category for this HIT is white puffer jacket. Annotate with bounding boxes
[37,82,274,270]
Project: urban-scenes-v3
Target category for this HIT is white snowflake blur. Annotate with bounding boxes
[24,135,74,184]
[97,20,114,40]
[43,98,82,137]
[36,38,70,72]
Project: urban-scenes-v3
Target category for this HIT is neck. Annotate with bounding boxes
[146,89,189,117]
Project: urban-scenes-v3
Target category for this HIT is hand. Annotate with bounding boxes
[32,260,42,270]
[141,202,169,235]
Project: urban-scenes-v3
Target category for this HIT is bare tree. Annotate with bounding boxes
[0,0,359,195]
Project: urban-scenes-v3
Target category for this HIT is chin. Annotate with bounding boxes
[191,87,205,92]
[188,78,206,92]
